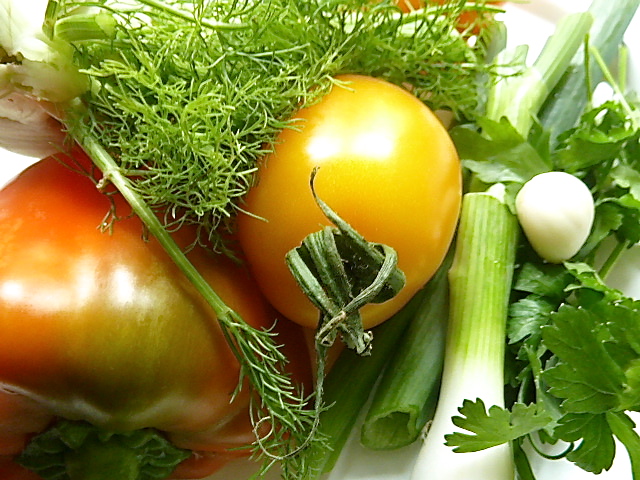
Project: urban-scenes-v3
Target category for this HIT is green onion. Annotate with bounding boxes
[411,185,519,480]
[410,9,597,480]
[305,271,450,477]
[359,249,452,450]
[539,0,640,145]
[486,12,593,132]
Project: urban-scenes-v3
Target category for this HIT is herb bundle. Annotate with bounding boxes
[48,0,496,249]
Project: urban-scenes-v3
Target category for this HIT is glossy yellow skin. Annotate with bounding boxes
[237,74,462,329]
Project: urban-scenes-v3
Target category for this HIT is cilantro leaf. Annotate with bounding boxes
[450,117,551,186]
[445,399,553,453]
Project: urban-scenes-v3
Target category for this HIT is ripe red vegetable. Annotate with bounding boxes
[0,152,312,478]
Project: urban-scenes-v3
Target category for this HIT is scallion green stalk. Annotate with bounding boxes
[411,185,518,480]
[306,270,450,476]
[486,12,593,132]
[359,250,452,450]
[539,0,640,145]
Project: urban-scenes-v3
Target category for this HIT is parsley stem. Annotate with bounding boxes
[598,239,631,281]
[589,44,639,130]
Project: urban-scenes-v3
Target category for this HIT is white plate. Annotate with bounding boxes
[1,1,639,479]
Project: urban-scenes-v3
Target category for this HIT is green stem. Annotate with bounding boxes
[65,438,140,480]
[589,44,639,129]
[306,288,430,477]
[76,133,313,476]
[53,12,117,42]
[445,187,518,400]
[540,0,640,144]
[512,440,536,480]
[135,0,248,30]
[410,186,518,480]
[286,168,405,355]
[598,239,631,281]
[81,135,231,318]
[359,248,452,450]
[486,12,593,135]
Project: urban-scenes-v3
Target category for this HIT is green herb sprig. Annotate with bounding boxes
[52,0,495,250]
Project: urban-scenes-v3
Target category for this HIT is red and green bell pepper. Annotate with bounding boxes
[0,152,312,479]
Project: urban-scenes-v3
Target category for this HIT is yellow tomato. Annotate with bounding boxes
[237,74,461,329]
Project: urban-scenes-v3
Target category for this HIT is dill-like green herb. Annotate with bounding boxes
[56,0,493,250]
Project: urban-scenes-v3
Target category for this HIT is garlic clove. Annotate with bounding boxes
[515,171,595,264]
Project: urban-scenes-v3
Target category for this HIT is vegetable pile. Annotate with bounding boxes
[2,0,640,479]
[1,0,495,478]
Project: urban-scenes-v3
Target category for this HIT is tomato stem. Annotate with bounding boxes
[17,420,190,480]
[285,168,406,354]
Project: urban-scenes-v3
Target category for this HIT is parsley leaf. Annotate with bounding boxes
[450,117,551,187]
[507,262,572,345]
[445,399,553,453]
[542,304,632,413]
[553,100,640,255]
[513,262,573,300]
[508,296,556,344]
[555,413,617,474]
[554,101,638,173]
[606,411,640,478]
[563,262,625,304]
